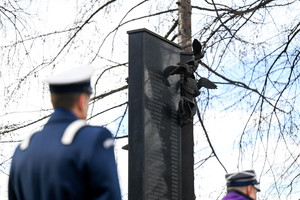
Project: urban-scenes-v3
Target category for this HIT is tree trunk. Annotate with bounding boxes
[178,1,195,200]
[178,0,192,52]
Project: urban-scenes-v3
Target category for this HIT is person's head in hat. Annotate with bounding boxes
[47,65,94,119]
[222,170,260,200]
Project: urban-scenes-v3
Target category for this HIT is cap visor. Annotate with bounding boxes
[253,184,260,192]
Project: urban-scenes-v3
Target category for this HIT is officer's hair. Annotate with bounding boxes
[227,186,248,193]
[51,93,81,109]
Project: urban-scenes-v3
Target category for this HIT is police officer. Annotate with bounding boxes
[8,65,122,200]
[222,170,260,200]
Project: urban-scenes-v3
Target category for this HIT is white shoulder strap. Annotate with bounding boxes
[61,120,87,145]
[20,131,37,150]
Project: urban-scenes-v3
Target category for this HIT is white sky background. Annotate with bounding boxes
[1,0,300,199]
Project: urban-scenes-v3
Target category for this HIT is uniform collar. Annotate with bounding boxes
[47,108,78,124]
[54,108,78,117]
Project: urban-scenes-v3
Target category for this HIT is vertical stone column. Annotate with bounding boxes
[128,29,182,200]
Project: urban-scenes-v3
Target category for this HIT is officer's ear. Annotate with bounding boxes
[246,185,252,195]
[77,93,88,109]
[75,93,89,119]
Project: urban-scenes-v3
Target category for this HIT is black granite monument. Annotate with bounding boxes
[128,29,182,200]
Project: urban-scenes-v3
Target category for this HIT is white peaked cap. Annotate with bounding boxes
[46,65,95,94]
[47,65,95,85]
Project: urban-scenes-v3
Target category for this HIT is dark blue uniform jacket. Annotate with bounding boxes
[9,109,122,200]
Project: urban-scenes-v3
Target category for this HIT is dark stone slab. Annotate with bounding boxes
[128,29,182,200]
[180,51,195,200]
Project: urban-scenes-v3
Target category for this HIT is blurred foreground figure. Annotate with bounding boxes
[9,66,121,200]
[222,170,260,200]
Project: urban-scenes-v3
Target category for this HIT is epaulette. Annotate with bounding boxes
[20,120,87,150]
[20,131,37,150]
[61,120,87,145]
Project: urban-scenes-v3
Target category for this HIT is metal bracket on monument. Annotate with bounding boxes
[168,39,217,125]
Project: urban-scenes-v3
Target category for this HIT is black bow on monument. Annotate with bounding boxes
[168,39,217,125]
[169,39,216,97]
